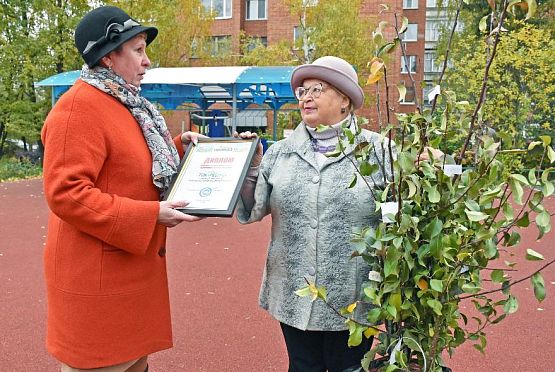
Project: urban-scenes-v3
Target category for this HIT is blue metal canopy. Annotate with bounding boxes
[35,66,298,135]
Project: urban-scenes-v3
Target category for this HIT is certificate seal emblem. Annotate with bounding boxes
[199,187,212,197]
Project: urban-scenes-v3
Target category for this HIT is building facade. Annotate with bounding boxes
[197,0,448,130]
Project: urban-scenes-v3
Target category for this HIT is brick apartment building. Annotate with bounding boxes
[185,0,446,133]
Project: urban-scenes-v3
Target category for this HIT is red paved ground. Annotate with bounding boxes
[1,178,554,371]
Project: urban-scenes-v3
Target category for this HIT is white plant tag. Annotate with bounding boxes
[443,164,462,177]
[381,202,399,223]
[368,271,383,282]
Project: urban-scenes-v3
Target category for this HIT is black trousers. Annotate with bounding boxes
[280,323,373,372]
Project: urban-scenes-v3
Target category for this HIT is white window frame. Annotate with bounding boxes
[401,55,417,74]
[246,0,267,20]
[426,0,438,8]
[403,0,419,9]
[401,24,418,42]
[425,21,441,42]
[303,0,319,6]
[202,0,232,19]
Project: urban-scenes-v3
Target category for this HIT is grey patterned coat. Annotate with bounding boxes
[238,120,393,331]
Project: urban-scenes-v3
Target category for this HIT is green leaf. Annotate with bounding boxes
[510,174,529,186]
[547,146,555,164]
[430,279,444,292]
[347,321,364,347]
[360,161,379,176]
[384,247,401,278]
[398,152,416,172]
[526,248,544,261]
[425,217,443,238]
[367,308,382,323]
[348,174,357,188]
[491,270,505,283]
[504,295,519,314]
[465,210,489,222]
[536,211,551,228]
[479,15,489,33]
[294,286,312,298]
[515,212,530,227]
[531,272,546,302]
[427,185,441,203]
[506,232,521,247]
[462,283,481,294]
[509,178,524,204]
[528,141,542,151]
[377,41,398,57]
[427,299,443,316]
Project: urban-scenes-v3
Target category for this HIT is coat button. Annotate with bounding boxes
[310,219,318,229]
[308,266,316,276]
[312,175,320,184]
[158,246,166,257]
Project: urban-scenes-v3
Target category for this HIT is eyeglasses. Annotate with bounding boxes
[82,19,140,55]
[295,83,325,100]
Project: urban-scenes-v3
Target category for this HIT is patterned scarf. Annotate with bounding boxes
[80,65,179,192]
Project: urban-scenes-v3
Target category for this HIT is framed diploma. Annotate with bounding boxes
[163,137,259,217]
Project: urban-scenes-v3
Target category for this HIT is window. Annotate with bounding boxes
[246,0,266,20]
[245,36,267,52]
[293,26,315,51]
[202,0,232,19]
[400,24,418,42]
[211,35,232,56]
[424,51,441,73]
[403,0,418,9]
[401,55,417,73]
[400,82,416,104]
[425,20,441,42]
[426,0,438,7]
[303,0,319,6]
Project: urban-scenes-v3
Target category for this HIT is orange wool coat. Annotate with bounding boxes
[41,80,185,369]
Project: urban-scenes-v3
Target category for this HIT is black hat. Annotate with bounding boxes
[75,6,158,67]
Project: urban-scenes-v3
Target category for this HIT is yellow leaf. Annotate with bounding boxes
[367,71,384,84]
[347,302,357,313]
[364,327,380,338]
[370,59,384,75]
[417,278,429,291]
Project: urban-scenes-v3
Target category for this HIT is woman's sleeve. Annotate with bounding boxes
[42,103,159,255]
[236,146,276,224]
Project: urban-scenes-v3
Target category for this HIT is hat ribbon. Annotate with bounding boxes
[82,19,140,55]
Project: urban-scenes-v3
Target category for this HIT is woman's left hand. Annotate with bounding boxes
[181,131,208,146]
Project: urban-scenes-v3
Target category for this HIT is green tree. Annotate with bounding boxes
[107,0,215,67]
[241,0,374,77]
[0,0,88,156]
[443,21,555,164]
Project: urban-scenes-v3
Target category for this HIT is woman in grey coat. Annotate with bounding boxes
[238,56,393,372]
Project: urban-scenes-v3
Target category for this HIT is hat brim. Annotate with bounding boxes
[87,25,158,67]
[290,64,364,109]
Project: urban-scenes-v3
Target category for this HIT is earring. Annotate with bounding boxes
[341,107,346,114]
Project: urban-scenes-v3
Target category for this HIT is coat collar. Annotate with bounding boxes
[281,115,367,167]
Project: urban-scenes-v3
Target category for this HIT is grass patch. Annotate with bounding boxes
[0,157,42,182]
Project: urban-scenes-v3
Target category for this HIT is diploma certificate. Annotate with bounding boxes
[164,137,259,216]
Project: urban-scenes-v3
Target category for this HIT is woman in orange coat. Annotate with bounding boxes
[41,6,202,372]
